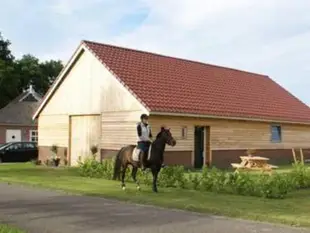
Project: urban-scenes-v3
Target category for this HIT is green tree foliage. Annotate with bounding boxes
[0,32,64,108]
[0,32,19,108]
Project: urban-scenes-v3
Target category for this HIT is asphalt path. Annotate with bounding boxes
[0,183,309,233]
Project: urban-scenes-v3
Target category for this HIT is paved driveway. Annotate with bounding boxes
[0,183,308,233]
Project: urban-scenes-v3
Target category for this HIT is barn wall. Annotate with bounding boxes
[101,110,144,152]
[40,49,145,116]
[149,115,310,167]
[38,115,69,147]
[38,48,146,163]
[37,115,69,163]
[40,50,101,116]
[150,115,310,150]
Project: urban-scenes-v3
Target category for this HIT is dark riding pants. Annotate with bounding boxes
[137,141,151,164]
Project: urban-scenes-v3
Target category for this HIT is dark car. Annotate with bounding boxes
[0,142,38,163]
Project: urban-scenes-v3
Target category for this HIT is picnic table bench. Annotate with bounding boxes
[231,156,278,173]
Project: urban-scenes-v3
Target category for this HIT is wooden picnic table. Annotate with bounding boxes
[231,156,278,173]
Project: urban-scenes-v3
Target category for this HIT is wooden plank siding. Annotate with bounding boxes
[39,48,146,116]
[101,110,144,149]
[37,48,147,156]
[149,115,310,151]
[38,115,69,147]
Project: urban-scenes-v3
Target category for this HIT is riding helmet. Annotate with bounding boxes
[140,114,149,120]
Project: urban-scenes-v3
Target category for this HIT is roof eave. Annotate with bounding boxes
[149,111,310,126]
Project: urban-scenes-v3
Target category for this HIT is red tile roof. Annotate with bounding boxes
[84,40,310,123]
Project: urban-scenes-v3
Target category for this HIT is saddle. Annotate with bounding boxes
[132,145,152,162]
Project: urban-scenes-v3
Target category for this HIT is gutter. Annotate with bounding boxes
[149,111,310,126]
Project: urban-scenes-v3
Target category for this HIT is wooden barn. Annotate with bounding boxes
[33,40,310,168]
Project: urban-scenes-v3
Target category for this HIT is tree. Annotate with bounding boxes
[0,32,64,108]
[14,55,63,95]
[38,59,63,94]
[0,33,19,108]
[0,32,14,62]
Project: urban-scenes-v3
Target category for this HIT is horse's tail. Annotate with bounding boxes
[112,147,124,180]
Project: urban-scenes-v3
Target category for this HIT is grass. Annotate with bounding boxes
[0,163,310,228]
[0,224,25,233]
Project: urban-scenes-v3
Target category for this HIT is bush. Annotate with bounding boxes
[256,173,293,199]
[77,156,310,199]
[290,161,310,189]
[187,167,292,199]
[78,156,113,179]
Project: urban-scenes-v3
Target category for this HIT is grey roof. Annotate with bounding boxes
[0,87,42,125]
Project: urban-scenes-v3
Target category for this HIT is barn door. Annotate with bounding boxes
[69,115,101,166]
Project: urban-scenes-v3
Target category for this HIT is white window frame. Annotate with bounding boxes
[29,130,38,142]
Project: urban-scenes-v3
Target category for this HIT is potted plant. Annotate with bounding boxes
[90,145,98,160]
[50,144,60,167]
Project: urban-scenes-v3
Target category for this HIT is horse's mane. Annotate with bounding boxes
[156,131,162,139]
[155,127,168,140]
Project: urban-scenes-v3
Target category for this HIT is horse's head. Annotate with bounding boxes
[156,126,176,147]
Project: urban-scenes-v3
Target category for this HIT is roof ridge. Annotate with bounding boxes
[82,39,268,78]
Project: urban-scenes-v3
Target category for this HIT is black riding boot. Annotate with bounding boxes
[140,152,147,171]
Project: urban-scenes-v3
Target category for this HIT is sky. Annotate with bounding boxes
[1,0,310,105]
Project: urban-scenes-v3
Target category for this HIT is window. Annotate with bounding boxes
[24,142,35,149]
[271,125,281,142]
[29,130,38,142]
[181,126,187,139]
[7,143,22,151]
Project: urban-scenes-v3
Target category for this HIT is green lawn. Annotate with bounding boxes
[0,224,25,233]
[0,163,310,228]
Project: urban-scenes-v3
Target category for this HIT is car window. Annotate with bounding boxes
[0,143,12,150]
[6,143,22,151]
[24,143,35,149]
[0,144,7,150]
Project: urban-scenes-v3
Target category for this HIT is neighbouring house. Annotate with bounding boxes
[0,85,42,145]
[32,40,310,168]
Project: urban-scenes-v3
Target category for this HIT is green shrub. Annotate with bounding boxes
[77,156,310,199]
[158,166,187,188]
[256,173,292,199]
[290,161,310,189]
[187,172,201,190]
[190,166,294,199]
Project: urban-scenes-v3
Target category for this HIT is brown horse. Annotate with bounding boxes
[112,126,176,192]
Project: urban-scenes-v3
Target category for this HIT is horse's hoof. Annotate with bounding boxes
[122,186,126,191]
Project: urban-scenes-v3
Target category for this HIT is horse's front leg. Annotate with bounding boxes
[131,166,140,191]
[151,166,160,193]
[121,164,127,190]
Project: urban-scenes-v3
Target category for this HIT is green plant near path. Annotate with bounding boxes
[78,156,309,199]
[0,224,26,233]
[1,163,310,227]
